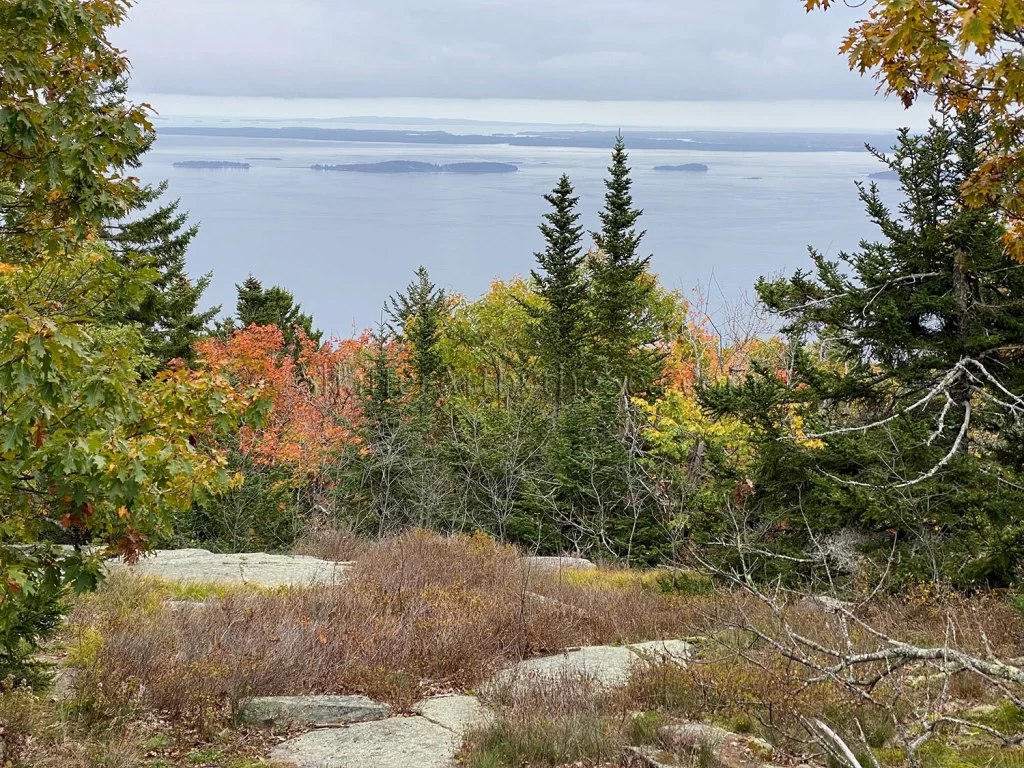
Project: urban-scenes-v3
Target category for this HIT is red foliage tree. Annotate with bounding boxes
[196,325,369,480]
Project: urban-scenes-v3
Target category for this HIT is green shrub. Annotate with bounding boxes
[0,550,73,687]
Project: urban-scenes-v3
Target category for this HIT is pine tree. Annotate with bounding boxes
[704,113,1024,586]
[530,174,588,419]
[231,275,321,349]
[589,136,660,392]
[388,266,448,404]
[102,181,217,364]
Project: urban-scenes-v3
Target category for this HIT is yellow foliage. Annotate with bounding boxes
[560,568,665,591]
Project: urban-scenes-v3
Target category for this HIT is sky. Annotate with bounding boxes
[112,0,932,131]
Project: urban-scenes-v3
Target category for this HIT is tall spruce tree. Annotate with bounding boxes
[102,181,217,364]
[230,276,321,349]
[589,136,660,392]
[530,174,587,419]
[703,113,1024,586]
[388,266,448,405]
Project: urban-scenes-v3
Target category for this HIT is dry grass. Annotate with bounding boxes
[291,527,368,562]
[0,676,47,764]
[462,671,649,768]
[64,530,708,727]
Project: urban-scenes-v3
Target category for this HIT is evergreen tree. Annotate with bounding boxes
[544,379,668,565]
[102,181,218,364]
[231,275,322,349]
[364,323,404,429]
[704,113,1024,586]
[388,266,448,404]
[530,174,588,419]
[589,136,661,392]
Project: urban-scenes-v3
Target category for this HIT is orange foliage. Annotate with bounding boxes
[660,297,771,394]
[196,325,370,478]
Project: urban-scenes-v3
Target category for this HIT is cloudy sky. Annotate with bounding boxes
[112,1,926,128]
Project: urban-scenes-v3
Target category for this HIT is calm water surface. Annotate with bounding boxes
[140,134,901,336]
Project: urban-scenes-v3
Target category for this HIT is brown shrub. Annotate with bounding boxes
[291,527,368,562]
[527,566,728,647]
[69,531,608,724]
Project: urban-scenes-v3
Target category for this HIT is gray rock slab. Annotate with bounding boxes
[413,694,486,734]
[269,716,459,768]
[659,722,775,768]
[239,695,391,726]
[499,644,635,687]
[523,555,597,572]
[630,640,694,663]
[494,640,693,690]
[107,549,353,588]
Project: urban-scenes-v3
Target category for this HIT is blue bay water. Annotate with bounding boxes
[140,134,901,337]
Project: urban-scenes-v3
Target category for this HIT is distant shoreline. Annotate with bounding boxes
[173,160,250,169]
[312,160,518,174]
[159,126,888,153]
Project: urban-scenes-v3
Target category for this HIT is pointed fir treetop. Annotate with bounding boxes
[529,174,590,412]
[387,266,448,395]
[532,173,584,287]
[388,266,447,332]
[593,135,647,267]
[234,275,321,347]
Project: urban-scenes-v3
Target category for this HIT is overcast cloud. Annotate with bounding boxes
[112,1,877,103]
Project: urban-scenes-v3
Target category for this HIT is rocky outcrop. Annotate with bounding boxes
[238,695,392,727]
[270,715,460,768]
[107,549,353,588]
[491,639,692,689]
[269,695,482,768]
[413,694,487,733]
[523,555,598,572]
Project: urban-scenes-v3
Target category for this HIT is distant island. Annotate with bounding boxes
[654,163,709,173]
[311,160,518,174]
[868,170,900,180]
[173,160,249,169]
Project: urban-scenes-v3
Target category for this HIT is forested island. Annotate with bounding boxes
[311,160,518,174]
[868,169,900,180]
[653,163,709,172]
[173,160,250,169]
